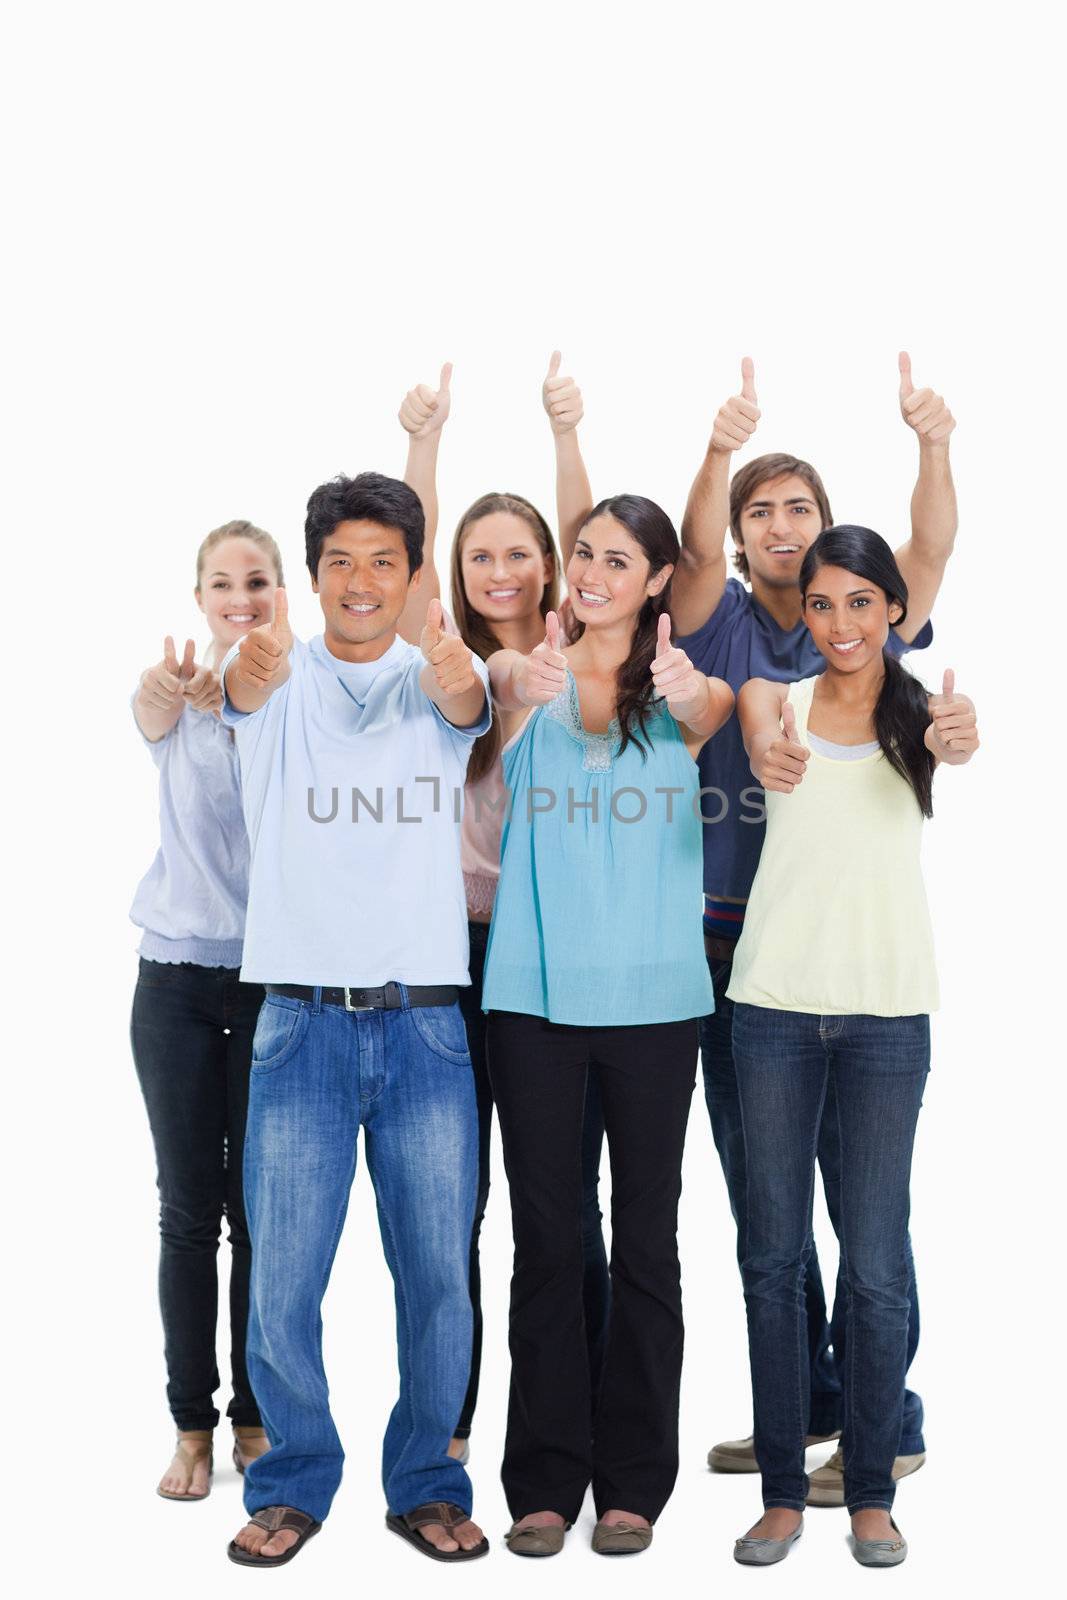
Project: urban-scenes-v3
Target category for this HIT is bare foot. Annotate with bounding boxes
[599,1507,651,1529]
[744,1508,802,1540]
[851,1509,898,1542]
[232,1518,299,1561]
[157,1431,213,1499]
[233,1427,270,1471]
[417,1513,486,1554]
[446,1437,468,1459]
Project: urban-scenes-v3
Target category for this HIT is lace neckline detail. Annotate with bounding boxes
[542,673,620,773]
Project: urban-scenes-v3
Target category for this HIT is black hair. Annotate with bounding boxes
[572,494,678,759]
[800,525,934,817]
[304,471,425,578]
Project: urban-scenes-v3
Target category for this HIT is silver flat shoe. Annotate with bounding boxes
[851,1519,907,1567]
[504,1521,569,1557]
[733,1520,803,1566]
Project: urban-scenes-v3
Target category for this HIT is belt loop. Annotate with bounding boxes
[396,981,410,1011]
[312,985,323,1016]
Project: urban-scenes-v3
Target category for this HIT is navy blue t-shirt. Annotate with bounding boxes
[679,578,933,931]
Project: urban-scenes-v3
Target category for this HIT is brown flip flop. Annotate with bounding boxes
[227,1506,322,1566]
[386,1501,489,1562]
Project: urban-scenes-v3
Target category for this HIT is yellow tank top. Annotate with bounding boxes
[726,676,938,1016]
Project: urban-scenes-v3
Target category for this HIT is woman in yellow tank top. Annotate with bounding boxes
[727,526,979,1571]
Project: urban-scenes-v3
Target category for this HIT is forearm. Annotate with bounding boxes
[133,693,184,743]
[675,676,734,739]
[224,657,290,714]
[672,447,730,636]
[486,648,527,712]
[419,666,487,728]
[555,430,593,564]
[398,435,443,642]
[910,441,958,562]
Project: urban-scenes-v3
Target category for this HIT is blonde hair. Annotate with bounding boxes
[195,519,285,589]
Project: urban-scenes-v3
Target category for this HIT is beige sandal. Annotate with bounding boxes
[156,1431,214,1501]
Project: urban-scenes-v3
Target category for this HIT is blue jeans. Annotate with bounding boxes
[242,990,478,1525]
[731,1004,929,1513]
[700,957,924,1454]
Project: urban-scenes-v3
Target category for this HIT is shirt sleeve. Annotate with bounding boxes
[677,578,746,672]
[886,617,934,658]
[130,690,173,763]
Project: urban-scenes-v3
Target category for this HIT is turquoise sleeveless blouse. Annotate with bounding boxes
[482,674,714,1026]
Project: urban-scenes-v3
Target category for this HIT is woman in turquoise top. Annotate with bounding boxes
[483,494,733,1558]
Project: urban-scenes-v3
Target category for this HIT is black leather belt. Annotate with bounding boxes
[265,982,458,1013]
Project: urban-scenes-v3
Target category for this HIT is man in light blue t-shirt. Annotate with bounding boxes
[222,472,492,1568]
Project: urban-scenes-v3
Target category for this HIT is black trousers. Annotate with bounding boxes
[487,1009,697,1523]
[130,957,264,1430]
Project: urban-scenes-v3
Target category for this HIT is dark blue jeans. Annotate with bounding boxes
[732,1003,929,1513]
[700,957,924,1454]
[457,920,610,1435]
[130,958,264,1431]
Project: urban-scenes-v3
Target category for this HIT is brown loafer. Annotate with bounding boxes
[505,1521,569,1556]
[592,1519,653,1555]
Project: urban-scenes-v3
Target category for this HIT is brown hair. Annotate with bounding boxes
[196,519,285,589]
[449,493,560,785]
[729,454,832,580]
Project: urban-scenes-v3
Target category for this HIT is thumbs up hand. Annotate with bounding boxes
[925,667,979,761]
[139,636,195,711]
[420,597,478,696]
[542,350,584,436]
[398,362,453,438]
[649,612,710,721]
[182,662,224,716]
[755,698,810,793]
[898,351,955,444]
[515,610,569,705]
[709,356,761,455]
[235,588,293,691]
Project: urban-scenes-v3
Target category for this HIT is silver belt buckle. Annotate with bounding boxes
[344,987,376,1013]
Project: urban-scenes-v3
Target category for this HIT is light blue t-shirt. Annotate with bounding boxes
[220,632,491,986]
[482,675,714,1026]
[129,699,249,967]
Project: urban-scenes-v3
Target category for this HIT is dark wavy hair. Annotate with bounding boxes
[800,525,934,817]
[450,492,561,786]
[570,494,678,759]
[304,472,425,578]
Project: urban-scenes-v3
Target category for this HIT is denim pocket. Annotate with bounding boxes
[409,1002,473,1064]
[250,997,308,1074]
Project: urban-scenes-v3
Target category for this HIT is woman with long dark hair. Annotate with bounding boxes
[728,526,979,1569]
[394,363,611,1461]
[482,495,734,1556]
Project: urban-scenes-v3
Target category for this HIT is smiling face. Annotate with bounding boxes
[736,473,825,590]
[311,519,419,661]
[195,537,279,651]
[802,562,904,674]
[566,513,671,627]
[459,511,553,624]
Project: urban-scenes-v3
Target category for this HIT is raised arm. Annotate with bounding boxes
[543,351,592,564]
[397,362,452,643]
[924,667,979,766]
[672,358,761,637]
[892,351,958,643]
[649,613,734,753]
[134,636,195,741]
[737,678,810,793]
[224,589,293,714]
[418,597,487,729]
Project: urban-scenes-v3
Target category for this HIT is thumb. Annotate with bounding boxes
[426,596,444,637]
[941,666,955,700]
[544,610,560,653]
[898,350,914,399]
[180,638,196,681]
[782,701,798,741]
[271,587,290,638]
[163,635,179,675]
[438,361,453,394]
[740,355,757,403]
[546,349,562,381]
[656,612,672,654]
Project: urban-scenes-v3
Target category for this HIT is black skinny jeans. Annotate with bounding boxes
[487,1009,698,1524]
[455,921,610,1438]
[130,958,264,1430]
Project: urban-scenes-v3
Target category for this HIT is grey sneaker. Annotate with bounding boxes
[807,1448,926,1507]
[708,1431,841,1473]
[851,1518,908,1567]
[734,1520,804,1566]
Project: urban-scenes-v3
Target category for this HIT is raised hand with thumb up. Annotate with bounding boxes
[420,597,478,696]
[709,356,761,455]
[235,588,294,692]
[650,612,712,722]
[542,351,584,436]
[755,697,810,793]
[898,351,955,444]
[924,667,979,762]
[515,610,569,706]
[398,363,453,438]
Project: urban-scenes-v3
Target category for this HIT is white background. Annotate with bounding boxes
[5,3,1063,1597]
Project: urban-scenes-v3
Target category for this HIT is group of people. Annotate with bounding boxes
[129,352,977,1571]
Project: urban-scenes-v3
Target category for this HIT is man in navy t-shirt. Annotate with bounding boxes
[673,356,957,1504]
